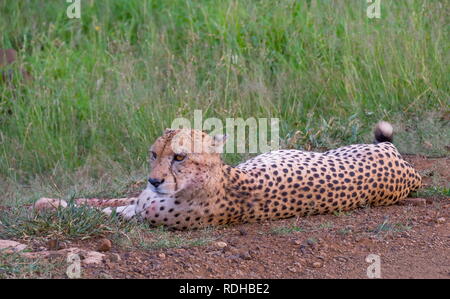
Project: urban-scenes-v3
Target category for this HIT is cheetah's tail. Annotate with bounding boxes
[373,121,393,143]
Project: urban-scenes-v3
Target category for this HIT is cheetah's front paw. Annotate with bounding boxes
[34,198,68,211]
[102,205,137,220]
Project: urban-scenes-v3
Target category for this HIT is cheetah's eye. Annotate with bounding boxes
[151,151,157,160]
[173,154,186,162]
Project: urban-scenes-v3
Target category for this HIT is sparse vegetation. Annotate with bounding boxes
[111,225,216,250]
[0,252,64,279]
[371,218,413,235]
[414,187,450,199]
[270,225,304,235]
[333,210,354,217]
[317,221,334,230]
[0,202,131,240]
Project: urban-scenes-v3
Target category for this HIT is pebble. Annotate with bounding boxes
[312,262,323,268]
[97,238,112,252]
[82,251,105,265]
[306,239,316,246]
[47,239,64,251]
[0,240,27,253]
[110,253,121,262]
[214,241,228,248]
[239,251,252,260]
[99,272,113,279]
[158,253,166,259]
[238,229,248,236]
[436,217,446,224]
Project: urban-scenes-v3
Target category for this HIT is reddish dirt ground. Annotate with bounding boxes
[6,155,450,279]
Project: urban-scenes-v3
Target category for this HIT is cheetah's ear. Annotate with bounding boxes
[211,134,228,153]
[164,128,175,134]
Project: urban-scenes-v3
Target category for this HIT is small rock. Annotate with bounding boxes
[398,198,426,207]
[287,266,297,273]
[97,238,112,252]
[109,253,121,262]
[214,241,228,248]
[0,240,27,253]
[293,240,302,245]
[82,251,105,265]
[436,217,446,224]
[223,246,239,256]
[158,253,166,259]
[312,262,323,268]
[238,229,247,236]
[99,272,113,279]
[299,245,308,255]
[239,251,252,260]
[425,198,434,205]
[306,239,315,246]
[334,256,349,263]
[47,239,60,250]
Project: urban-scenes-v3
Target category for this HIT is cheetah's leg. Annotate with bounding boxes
[103,187,168,220]
[34,197,138,219]
[102,204,137,219]
[35,186,164,221]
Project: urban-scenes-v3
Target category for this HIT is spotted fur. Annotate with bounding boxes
[36,122,422,230]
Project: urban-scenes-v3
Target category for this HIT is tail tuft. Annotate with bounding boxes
[374,121,393,143]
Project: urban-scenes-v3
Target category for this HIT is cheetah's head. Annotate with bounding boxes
[146,128,227,197]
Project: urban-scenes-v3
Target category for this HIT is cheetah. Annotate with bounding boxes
[35,121,422,230]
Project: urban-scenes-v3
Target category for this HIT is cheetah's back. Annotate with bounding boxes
[236,142,422,221]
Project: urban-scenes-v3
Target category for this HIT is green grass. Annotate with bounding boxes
[0,0,448,186]
[0,202,215,251]
[0,252,64,279]
[111,225,216,250]
[270,225,304,235]
[317,221,334,230]
[414,186,450,198]
[371,218,413,234]
[333,210,354,217]
[0,201,131,240]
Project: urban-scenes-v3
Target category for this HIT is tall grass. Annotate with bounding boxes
[0,0,448,188]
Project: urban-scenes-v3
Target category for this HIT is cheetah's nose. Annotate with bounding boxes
[148,178,164,188]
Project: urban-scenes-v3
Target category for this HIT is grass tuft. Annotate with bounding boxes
[270,225,304,235]
[111,225,216,250]
[371,218,413,235]
[0,202,131,240]
[0,252,64,279]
